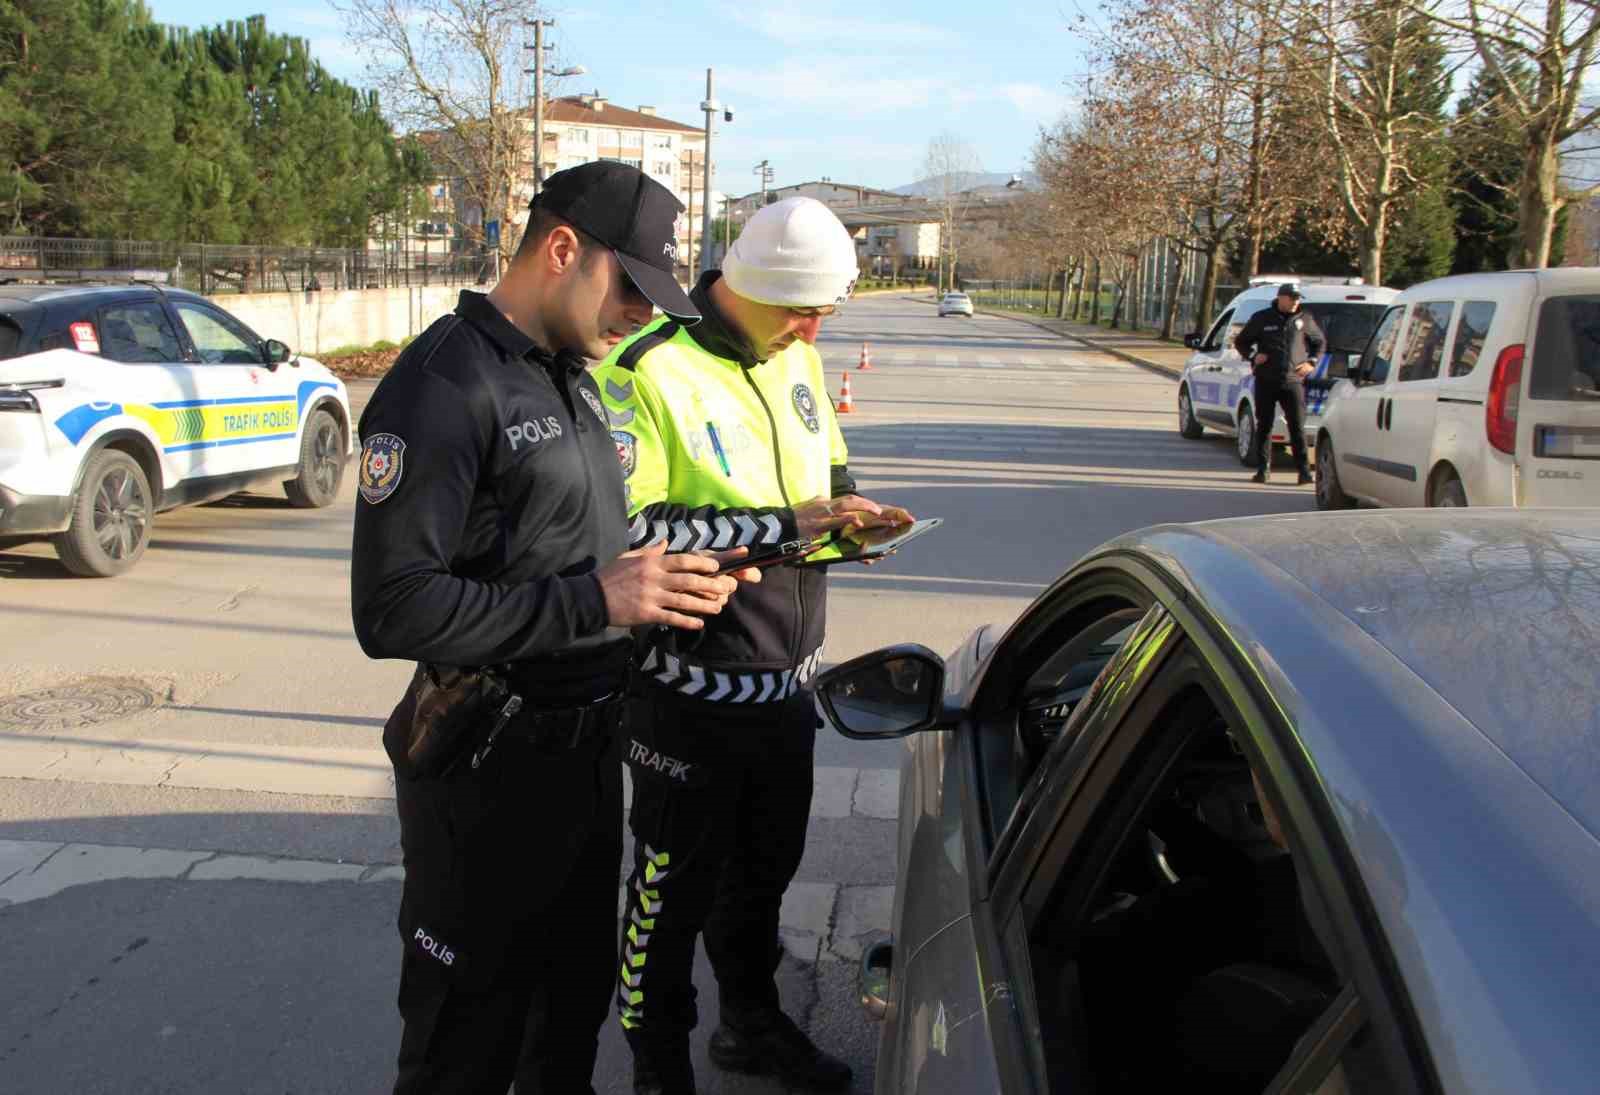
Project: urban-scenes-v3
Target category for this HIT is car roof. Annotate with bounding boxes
[0,284,207,308]
[1225,283,1398,307]
[1393,267,1600,300]
[1135,509,1600,836]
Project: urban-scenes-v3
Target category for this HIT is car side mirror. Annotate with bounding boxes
[263,339,292,367]
[1183,333,1202,350]
[817,644,944,740]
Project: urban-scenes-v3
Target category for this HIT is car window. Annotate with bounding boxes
[174,302,263,365]
[1395,301,1453,383]
[1228,303,1269,352]
[1302,302,1388,356]
[976,595,1153,850]
[1203,309,1235,352]
[1017,659,1396,1093]
[1529,294,1600,401]
[1360,305,1404,384]
[97,301,183,364]
[1448,301,1496,378]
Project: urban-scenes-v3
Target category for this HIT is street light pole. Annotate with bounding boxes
[697,69,723,288]
[528,19,552,199]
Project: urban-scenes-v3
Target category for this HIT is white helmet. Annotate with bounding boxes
[722,197,858,308]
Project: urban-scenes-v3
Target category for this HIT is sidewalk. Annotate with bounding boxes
[1001,315,1190,379]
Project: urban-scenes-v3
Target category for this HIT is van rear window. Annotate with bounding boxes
[1531,295,1600,402]
[0,316,19,360]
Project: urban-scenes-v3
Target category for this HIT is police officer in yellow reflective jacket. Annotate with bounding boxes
[597,197,911,1095]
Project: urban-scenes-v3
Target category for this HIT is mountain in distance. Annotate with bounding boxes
[892,171,1039,197]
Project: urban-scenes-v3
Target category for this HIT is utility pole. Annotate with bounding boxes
[698,69,728,291]
[685,149,697,281]
[753,159,774,207]
[525,19,553,200]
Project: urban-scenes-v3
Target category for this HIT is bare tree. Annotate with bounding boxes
[1411,0,1600,265]
[1302,0,1457,283]
[920,133,985,293]
[334,0,546,271]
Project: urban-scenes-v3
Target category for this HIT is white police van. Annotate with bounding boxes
[1177,277,1397,464]
[0,284,352,576]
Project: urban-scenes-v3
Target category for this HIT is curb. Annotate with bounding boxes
[902,294,1183,380]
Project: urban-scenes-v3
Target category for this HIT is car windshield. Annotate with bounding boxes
[1302,302,1388,355]
[1530,294,1600,401]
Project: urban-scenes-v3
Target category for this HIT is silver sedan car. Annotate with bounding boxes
[819,510,1600,1094]
[938,292,974,317]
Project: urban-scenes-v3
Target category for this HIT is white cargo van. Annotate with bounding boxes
[1315,268,1600,509]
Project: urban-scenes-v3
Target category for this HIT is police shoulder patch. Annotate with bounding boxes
[359,432,406,504]
[579,386,608,427]
[791,383,821,434]
[612,430,638,477]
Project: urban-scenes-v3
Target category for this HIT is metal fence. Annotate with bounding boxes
[0,236,496,295]
[966,255,1243,339]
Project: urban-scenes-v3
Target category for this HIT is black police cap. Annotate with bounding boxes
[531,162,699,322]
[1277,282,1302,298]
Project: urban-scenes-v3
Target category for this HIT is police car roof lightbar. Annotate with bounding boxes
[1247,275,1366,287]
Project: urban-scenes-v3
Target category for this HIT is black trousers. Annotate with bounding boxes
[391,724,622,1094]
[617,686,817,1041]
[1252,374,1308,471]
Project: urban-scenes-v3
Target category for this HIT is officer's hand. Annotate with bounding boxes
[1254,353,1268,366]
[1294,361,1315,378]
[597,542,739,630]
[793,495,895,540]
[700,546,764,584]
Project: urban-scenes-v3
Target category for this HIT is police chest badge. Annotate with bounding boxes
[612,430,637,477]
[579,386,608,427]
[791,383,821,434]
[359,432,405,504]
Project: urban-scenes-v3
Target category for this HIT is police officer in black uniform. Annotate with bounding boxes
[352,162,748,1095]
[1234,283,1325,484]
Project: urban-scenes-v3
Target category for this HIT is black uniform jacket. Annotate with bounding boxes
[1234,306,1326,381]
[351,291,630,696]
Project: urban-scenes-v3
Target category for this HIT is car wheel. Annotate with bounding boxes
[1315,436,1355,510]
[53,449,153,577]
[1178,386,1204,439]
[1235,406,1256,466]
[284,408,345,508]
[1433,477,1468,507]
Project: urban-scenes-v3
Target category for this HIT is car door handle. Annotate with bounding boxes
[1377,398,1386,430]
[1384,400,1395,431]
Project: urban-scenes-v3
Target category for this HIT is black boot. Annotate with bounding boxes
[628,1034,695,1095]
[708,1008,852,1091]
[1251,467,1270,483]
[1297,466,1313,485]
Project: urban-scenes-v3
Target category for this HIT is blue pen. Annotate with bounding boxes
[706,421,733,477]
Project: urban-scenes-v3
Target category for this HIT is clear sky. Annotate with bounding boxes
[142,1,1083,194]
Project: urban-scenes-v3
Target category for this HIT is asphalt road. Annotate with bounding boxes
[0,295,1313,1093]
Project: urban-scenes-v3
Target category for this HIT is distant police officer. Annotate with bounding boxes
[352,162,744,1095]
[1234,283,1325,484]
[596,197,911,1095]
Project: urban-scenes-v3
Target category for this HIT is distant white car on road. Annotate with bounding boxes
[1316,268,1600,510]
[0,284,353,576]
[1177,278,1397,464]
[938,292,974,317]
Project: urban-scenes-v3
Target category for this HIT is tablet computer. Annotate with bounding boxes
[795,517,943,568]
[713,538,826,574]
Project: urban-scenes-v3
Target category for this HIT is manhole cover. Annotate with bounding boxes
[0,678,160,729]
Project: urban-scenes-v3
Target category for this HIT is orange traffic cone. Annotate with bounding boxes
[837,372,855,413]
[857,341,874,370]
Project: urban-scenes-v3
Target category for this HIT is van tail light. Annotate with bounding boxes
[1486,344,1523,455]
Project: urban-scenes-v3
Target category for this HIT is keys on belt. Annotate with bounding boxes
[471,691,624,769]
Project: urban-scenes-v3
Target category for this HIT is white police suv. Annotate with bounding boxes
[0,284,352,576]
[1177,278,1397,464]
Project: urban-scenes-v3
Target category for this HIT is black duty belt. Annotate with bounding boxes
[471,691,625,769]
